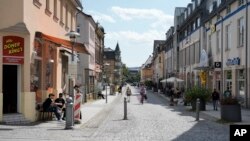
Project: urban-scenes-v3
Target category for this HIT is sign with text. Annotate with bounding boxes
[3,36,24,64]
[226,57,240,66]
[230,125,250,141]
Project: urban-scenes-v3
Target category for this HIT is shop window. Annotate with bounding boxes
[225,70,232,91]
[237,69,245,98]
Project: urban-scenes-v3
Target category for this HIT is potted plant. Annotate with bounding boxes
[220,96,242,122]
[185,86,211,111]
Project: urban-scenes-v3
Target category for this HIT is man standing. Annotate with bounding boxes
[212,89,220,111]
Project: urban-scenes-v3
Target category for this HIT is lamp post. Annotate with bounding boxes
[217,15,224,98]
[104,63,110,103]
[156,73,159,93]
[65,30,80,129]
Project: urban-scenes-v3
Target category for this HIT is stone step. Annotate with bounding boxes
[2,113,31,125]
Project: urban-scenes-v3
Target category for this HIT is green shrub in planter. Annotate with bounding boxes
[185,86,211,110]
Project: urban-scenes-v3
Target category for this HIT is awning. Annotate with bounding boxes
[35,32,90,54]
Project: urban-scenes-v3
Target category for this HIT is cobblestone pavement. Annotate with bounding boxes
[85,86,229,141]
[0,85,229,141]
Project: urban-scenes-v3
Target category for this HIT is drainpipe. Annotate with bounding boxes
[245,0,248,108]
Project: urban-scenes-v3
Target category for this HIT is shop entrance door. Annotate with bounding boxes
[3,65,18,113]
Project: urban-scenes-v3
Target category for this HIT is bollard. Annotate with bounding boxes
[65,97,74,129]
[196,98,200,121]
[123,97,127,120]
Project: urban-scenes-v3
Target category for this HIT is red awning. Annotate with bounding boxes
[35,32,90,54]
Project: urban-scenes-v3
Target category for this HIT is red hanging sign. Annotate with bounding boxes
[3,36,24,64]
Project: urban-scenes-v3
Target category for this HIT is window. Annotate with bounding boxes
[226,5,231,14]
[60,0,64,25]
[70,11,74,30]
[217,0,221,7]
[216,30,220,52]
[45,0,52,16]
[186,47,189,66]
[53,0,57,17]
[208,35,212,56]
[197,0,201,6]
[195,41,200,63]
[237,69,245,99]
[238,17,244,47]
[191,44,195,64]
[225,70,232,91]
[238,0,245,6]
[77,25,80,33]
[226,24,231,50]
[65,5,68,29]
[33,0,42,8]
[197,17,200,27]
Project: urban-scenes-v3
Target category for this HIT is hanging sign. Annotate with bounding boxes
[3,36,24,64]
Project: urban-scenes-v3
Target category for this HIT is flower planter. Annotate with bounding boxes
[220,104,242,122]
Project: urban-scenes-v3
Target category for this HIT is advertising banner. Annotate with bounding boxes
[3,36,24,64]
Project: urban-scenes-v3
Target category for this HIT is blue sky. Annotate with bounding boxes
[81,0,190,67]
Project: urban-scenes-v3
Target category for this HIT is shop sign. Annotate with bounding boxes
[226,57,240,66]
[3,36,24,64]
[214,62,221,68]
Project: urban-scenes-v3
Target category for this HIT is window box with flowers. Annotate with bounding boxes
[220,97,242,122]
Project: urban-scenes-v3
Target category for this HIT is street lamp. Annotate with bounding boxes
[65,30,80,129]
[104,63,110,103]
[65,30,80,61]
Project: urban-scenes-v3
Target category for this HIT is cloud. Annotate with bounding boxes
[106,30,164,45]
[111,6,173,29]
[87,11,116,23]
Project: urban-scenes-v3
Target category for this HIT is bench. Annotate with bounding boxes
[36,103,53,121]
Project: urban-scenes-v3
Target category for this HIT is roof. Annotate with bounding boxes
[141,55,152,69]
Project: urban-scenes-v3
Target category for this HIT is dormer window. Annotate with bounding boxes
[217,0,221,7]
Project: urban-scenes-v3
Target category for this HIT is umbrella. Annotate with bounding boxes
[160,77,184,83]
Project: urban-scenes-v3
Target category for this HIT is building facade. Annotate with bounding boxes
[0,0,88,122]
[203,0,250,107]
[103,43,122,87]
[152,40,165,90]
[140,55,153,82]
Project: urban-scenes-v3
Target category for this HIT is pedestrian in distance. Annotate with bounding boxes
[140,84,146,104]
[118,85,122,94]
[212,89,220,111]
[126,87,132,102]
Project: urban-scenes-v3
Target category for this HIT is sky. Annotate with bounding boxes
[81,0,190,67]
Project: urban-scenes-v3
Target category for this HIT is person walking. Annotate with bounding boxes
[212,89,220,111]
[126,87,132,102]
[140,84,146,104]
